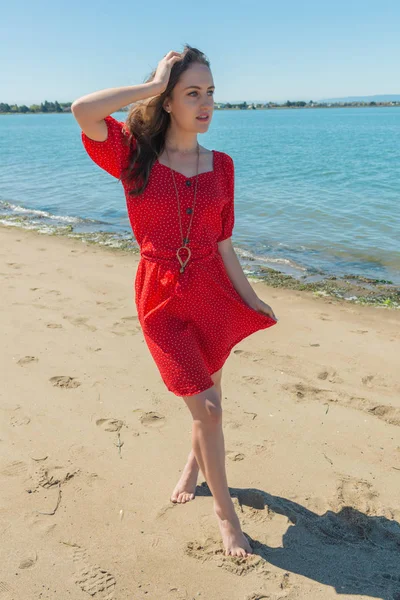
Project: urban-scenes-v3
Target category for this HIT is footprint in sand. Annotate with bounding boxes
[226,450,246,462]
[252,441,275,457]
[185,536,264,576]
[322,476,400,552]
[110,315,141,336]
[17,551,38,569]
[234,349,261,362]
[96,418,125,432]
[185,519,296,591]
[335,476,379,515]
[362,374,375,388]
[17,355,38,366]
[70,545,116,599]
[28,460,79,492]
[9,415,31,426]
[361,373,400,394]
[317,368,343,384]
[318,313,333,321]
[49,376,81,389]
[139,412,165,428]
[234,349,276,362]
[367,404,400,426]
[96,300,118,311]
[242,375,265,386]
[285,381,400,427]
[63,315,97,332]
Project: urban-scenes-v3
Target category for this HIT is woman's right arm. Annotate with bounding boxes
[71,82,163,141]
[72,51,183,141]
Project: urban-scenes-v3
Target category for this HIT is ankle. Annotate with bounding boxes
[214,502,239,523]
[184,456,199,471]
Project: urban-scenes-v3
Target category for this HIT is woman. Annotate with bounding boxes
[71,45,278,558]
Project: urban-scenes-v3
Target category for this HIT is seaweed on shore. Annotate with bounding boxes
[250,266,400,308]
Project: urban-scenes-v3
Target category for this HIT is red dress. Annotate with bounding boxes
[81,115,277,397]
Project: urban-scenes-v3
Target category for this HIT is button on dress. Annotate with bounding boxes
[81,115,277,397]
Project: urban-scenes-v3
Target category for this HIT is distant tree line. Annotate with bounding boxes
[0,100,70,114]
[1,98,399,114]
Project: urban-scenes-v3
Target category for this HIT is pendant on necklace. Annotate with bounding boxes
[177,245,191,274]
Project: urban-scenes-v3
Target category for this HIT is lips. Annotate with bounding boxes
[196,114,210,120]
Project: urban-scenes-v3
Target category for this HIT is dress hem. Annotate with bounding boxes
[168,315,278,397]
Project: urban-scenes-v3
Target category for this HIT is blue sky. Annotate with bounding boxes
[2,0,399,105]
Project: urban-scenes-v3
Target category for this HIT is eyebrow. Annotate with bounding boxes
[183,85,215,90]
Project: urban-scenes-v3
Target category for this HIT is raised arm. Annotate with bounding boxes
[71,50,183,142]
[71,82,163,141]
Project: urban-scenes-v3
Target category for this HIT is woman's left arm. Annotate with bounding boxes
[218,238,278,320]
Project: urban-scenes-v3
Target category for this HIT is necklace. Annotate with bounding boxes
[164,143,200,275]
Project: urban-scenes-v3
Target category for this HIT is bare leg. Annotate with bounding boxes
[182,384,252,558]
[171,372,222,504]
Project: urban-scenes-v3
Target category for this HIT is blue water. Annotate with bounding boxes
[1,107,399,284]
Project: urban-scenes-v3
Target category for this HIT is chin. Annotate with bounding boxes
[195,119,211,129]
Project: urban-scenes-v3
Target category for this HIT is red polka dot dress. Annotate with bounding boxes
[81,115,277,397]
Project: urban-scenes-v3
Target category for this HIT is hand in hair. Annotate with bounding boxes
[153,51,183,93]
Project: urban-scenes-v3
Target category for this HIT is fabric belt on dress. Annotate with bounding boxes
[139,247,219,297]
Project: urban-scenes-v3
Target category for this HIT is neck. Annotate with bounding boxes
[164,127,198,154]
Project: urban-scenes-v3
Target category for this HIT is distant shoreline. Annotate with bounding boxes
[1,104,400,116]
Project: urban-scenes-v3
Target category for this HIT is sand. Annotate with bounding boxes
[1,224,400,600]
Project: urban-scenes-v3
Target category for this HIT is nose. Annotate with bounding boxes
[201,100,214,111]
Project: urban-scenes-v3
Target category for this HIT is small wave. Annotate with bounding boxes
[235,246,307,271]
[0,213,138,252]
[0,201,106,225]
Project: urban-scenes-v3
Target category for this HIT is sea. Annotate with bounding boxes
[1,107,399,301]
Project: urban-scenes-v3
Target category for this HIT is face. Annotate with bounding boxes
[164,63,215,132]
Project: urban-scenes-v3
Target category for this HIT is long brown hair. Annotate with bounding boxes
[121,44,211,197]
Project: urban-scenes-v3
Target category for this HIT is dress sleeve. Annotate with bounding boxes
[81,115,133,180]
[217,154,235,242]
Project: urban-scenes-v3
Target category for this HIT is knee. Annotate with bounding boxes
[184,387,222,424]
[203,397,223,424]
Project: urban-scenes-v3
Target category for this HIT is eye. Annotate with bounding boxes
[188,90,214,96]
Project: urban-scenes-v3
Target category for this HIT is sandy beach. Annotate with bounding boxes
[1,223,400,600]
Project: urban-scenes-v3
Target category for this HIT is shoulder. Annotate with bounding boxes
[81,115,132,148]
[215,150,233,163]
[215,151,234,175]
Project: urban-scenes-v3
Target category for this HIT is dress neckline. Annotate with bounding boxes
[156,149,215,179]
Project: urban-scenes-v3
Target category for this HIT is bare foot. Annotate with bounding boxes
[215,507,253,557]
[170,460,199,503]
